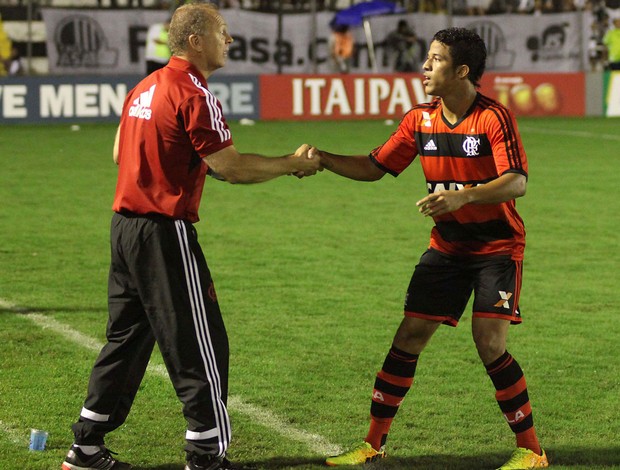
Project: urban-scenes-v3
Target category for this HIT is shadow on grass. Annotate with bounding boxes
[545,445,620,467]
[131,446,620,469]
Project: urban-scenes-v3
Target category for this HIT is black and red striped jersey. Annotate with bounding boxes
[370,93,527,260]
[113,56,233,223]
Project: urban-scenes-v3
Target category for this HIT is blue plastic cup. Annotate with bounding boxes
[29,429,48,451]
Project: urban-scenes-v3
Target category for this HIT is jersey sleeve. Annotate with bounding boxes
[486,107,528,178]
[180,93,233,158]
[369,111,419,176]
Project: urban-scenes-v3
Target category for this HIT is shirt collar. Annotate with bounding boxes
[167,56,207,84]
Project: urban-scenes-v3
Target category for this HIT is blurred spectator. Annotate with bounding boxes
[515,0,533,13]
[487,0,517,13]
[170,0,196,11]
[588,3,609,70]
[532,0,545,14]
[7,46,24,76]
[145,18,171,75]
[385,20,423,72]
[603,16,620,69]
[0,14,10,76]
[328,22,354,73]
[466,0,493,14]
[417,0,450,12]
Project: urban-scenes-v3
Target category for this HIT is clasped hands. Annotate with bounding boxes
[290,144,323,178]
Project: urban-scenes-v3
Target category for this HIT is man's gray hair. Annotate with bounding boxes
[168,3,220,56]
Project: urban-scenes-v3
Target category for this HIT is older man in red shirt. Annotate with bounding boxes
[62,4,319,470]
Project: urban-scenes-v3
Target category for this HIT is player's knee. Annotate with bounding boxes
[393,317,437,353]
[473,334,505,364]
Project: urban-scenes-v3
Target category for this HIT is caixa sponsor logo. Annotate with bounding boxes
[426,181,485,193]
[54,15,118,68]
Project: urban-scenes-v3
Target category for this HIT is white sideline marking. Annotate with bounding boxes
[519,126,620,141]
[0,298,342,456]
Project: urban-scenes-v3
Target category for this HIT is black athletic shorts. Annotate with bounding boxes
[404,249,523,326]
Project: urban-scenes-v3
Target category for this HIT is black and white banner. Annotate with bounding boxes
[41,8,589,75]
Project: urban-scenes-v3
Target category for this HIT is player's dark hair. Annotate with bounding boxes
[433,27,487,87]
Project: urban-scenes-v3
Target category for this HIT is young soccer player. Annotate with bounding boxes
[310,27,548,470]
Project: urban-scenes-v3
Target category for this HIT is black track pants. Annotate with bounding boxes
[72,212,231,458]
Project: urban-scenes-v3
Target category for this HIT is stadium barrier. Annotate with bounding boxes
[2,71,619,124]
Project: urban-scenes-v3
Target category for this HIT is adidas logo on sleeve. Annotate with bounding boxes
[129,84,156,120]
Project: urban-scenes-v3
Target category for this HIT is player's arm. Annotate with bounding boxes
[113,125,120,165]
[312,149,385,182]
[417,172,527,217]
[204,144,320,184]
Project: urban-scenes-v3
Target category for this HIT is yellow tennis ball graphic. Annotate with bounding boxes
[510,84,535,113]
[535,83,560,113]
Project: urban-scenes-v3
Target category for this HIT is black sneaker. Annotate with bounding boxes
[61,444,132,469]
[185,455,254,470]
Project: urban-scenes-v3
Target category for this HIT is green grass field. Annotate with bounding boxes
[0,117,619,470]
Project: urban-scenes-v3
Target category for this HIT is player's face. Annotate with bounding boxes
[201,14,233,71]
[422,41,460,96]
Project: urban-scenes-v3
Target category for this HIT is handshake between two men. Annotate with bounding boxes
[290,143,387,184]
[291,144,323,178]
